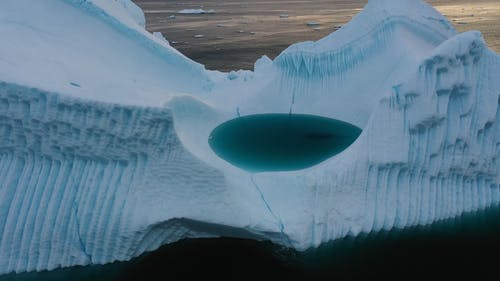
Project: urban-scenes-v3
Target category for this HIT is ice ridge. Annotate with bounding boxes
[275,0,456,77]
[0,0,498,275]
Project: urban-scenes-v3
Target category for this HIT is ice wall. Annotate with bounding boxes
[0,82,179,272]
[0,0,499,275]
[0,82,282,273]
[249,31,500,249]
[362,31,500,235]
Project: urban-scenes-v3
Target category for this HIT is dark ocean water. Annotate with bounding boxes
[1,205,499,281]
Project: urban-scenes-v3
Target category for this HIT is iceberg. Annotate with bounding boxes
[0,0,499,275]
[178,9,216,15]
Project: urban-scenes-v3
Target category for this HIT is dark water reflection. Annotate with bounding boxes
[1,205,500,281]
[208,114,362,172]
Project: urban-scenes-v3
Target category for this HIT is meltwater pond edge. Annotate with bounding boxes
[208,114,362,172]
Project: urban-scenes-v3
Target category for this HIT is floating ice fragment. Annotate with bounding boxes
[306,21,321,27]
[178,9,215,14]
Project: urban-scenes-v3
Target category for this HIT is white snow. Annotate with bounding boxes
[0,0,499,275]
[0,0,212,106]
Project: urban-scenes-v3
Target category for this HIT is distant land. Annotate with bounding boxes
[133,0,500,71]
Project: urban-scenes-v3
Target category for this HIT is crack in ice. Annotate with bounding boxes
[71,200,93,264]
[250,174,292,247]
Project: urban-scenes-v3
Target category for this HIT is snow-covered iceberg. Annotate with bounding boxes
[0,0,499,275]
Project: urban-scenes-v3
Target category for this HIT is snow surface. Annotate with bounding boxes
[0,0,499,275]
[0,0,213,106]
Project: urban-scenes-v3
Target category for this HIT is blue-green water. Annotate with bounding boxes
[208,114,362,172]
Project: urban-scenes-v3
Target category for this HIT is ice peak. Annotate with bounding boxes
[275,0,457,77]
[426,30,486,61]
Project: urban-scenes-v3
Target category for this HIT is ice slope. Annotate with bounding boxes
[0,0,213,106]
[0,0,499,275]
[232,0,458,127]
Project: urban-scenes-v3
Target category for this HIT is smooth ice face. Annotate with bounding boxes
[208,114,362,172]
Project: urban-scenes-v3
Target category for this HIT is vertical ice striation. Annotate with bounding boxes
[0,0,499,275]
[249,31,500,249]
[275,0,456,78]
[237,0,461,128]
[0,82,282,274]
[361,31,500,233]
[0,82,167,272]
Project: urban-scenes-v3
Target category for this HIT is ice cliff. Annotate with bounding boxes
[0,0,499,275]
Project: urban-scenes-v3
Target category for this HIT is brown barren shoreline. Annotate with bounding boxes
[133,0,500,71]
